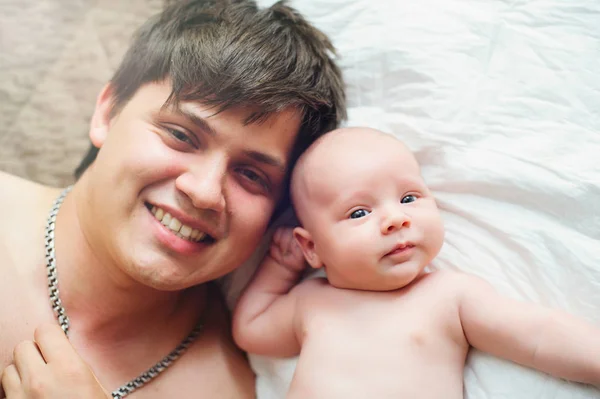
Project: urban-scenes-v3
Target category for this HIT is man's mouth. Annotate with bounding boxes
[145,203,215,244]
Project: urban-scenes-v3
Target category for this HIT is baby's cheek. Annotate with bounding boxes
[426,217,446,256]
[340,240,371,269]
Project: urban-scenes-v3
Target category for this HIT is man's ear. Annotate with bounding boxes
[89,84,114,148]
[293,227,323,269]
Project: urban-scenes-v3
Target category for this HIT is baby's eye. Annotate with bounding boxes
[350,209,370,219]
[401,195,417,204]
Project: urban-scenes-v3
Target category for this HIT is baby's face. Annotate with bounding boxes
[296,129,444,291]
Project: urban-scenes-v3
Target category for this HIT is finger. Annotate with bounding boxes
[286,232,299,255]
[281,228,292,249]
[273,227,283,244]
[13,341,46,383]
[34,323,78,365]
[1,364,22,398]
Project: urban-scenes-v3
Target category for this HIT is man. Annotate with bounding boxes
[0,0,345,397]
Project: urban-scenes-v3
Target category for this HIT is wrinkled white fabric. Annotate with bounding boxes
[223,0,600,397]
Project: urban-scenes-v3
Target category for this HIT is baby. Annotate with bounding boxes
[232,127,600,398]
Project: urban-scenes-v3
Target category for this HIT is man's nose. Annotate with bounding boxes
[176,156,226,213]
[381,208,411,234]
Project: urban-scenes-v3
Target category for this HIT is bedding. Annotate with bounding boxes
[2,1,599,397]
[224,0,600,397]
[0,0,163,187]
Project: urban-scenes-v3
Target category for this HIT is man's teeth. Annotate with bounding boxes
[150,206,208,242]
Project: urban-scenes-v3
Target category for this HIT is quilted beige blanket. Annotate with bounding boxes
[0,0,164,187]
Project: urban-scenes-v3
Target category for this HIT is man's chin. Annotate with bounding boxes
[131,271,193,292]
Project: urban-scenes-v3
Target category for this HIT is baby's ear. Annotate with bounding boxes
[293,227,323,269]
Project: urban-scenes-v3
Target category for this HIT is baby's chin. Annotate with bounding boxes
[326,264,430,291]
[327,275,416,292]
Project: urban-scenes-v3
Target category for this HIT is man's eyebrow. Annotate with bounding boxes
[169,105,217,137]
[244,150,286,173]
[166,105,286,173]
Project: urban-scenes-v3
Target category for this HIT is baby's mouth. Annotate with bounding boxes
[387,243,415,256]
[145,202,215,244]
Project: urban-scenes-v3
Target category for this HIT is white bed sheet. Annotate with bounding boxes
[224,0,600,397]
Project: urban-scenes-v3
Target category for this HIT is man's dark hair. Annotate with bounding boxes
[75,0,346,217]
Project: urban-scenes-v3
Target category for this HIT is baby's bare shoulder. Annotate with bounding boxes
[411,269,480,302]
[293,276,336,310]
[426,269,482,287]
[422,269,495,304]
[294,276,329,294]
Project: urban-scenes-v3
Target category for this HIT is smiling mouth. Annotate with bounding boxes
[144,202,215,244]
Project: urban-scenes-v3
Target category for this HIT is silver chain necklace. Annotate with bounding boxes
[45,186,204,398]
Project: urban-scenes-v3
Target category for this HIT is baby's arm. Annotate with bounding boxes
[457,273,600,386]
[232,227,307,358]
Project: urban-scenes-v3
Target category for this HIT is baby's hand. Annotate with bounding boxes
[269,227,306,272]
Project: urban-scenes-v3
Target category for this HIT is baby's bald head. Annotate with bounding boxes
[290,127,418,229]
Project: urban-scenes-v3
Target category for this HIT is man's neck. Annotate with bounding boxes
[49,185,204,342]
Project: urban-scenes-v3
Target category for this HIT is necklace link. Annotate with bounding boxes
[45,186,204,398]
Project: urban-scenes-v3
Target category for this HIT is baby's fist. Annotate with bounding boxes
[269,227,306,271]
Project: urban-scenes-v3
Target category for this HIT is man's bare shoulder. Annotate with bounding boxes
[0,171,36,196]
[158,337,255,398]
[0,172,61,228]
[0,171,58,217]
[0,175,64,375]
[0,172,59,267]
[146,293,256,398]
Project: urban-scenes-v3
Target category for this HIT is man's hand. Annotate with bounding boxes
[0,323,111,399]
[269,227,305,273]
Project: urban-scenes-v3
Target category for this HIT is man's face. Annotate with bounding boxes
[79,81,301,290]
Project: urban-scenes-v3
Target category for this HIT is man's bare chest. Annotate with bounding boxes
[0,268,55,368]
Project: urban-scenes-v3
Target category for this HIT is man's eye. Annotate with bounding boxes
[239,169,269,190]
[166,127,195,146]
[401,195,417,204]
[350,209,370,219]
